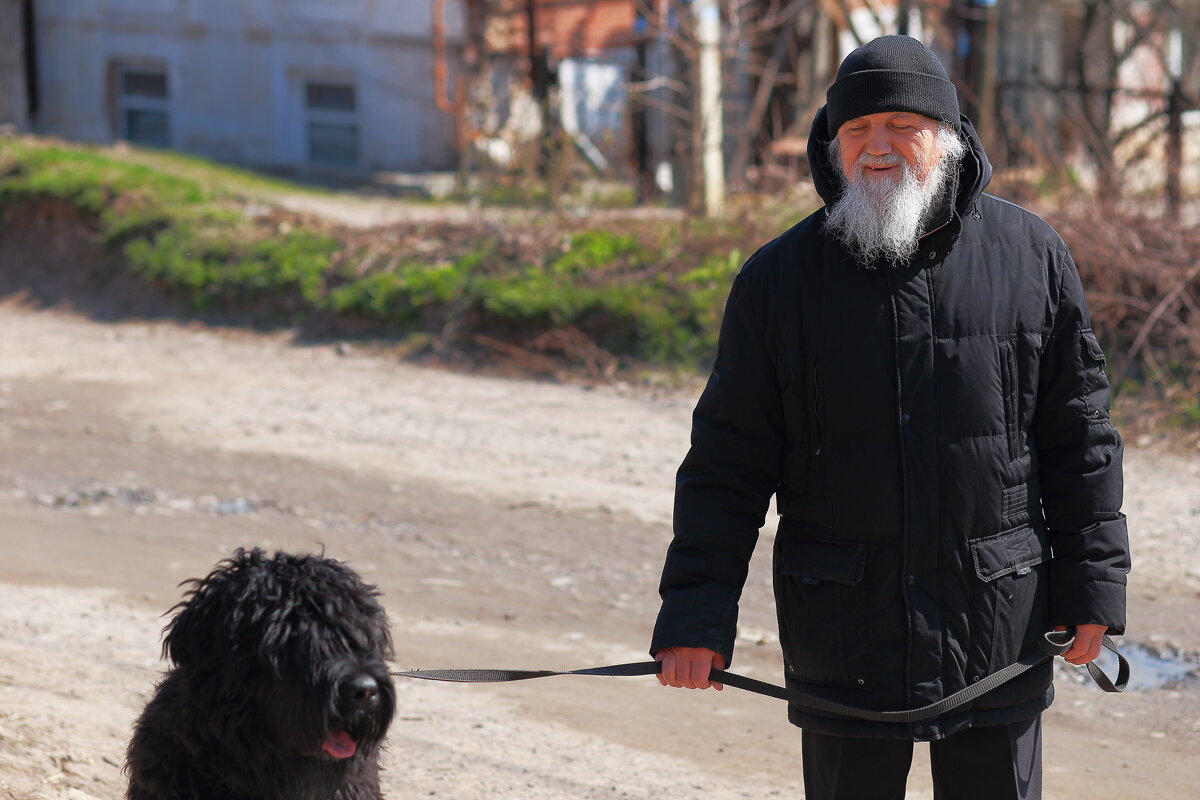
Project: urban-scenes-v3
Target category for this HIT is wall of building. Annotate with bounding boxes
[0,0,31,129]
[31,0,466,172]
[536,0,634,60]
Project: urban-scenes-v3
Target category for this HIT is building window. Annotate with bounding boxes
[305,81,358,167]
[117,66,170,148]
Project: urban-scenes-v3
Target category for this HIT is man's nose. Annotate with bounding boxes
[864,125,892,155]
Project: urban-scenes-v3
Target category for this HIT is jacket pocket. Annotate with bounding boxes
[772,531,870,687]
[998,339,1019,460]
[969,523,1051,671]
[1079,329,1111,421]
[970,523,1049,582]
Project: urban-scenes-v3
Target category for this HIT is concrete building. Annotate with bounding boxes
[466,0,637,174]
[0,0,33,130]
[25,0,467,173]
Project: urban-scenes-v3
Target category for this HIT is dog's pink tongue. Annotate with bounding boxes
[321,731,357,759]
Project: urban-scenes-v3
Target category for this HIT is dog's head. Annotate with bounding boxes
[163,548,396,766]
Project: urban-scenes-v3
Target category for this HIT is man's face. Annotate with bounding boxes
[834,111,947,186]
[824,110,964,267]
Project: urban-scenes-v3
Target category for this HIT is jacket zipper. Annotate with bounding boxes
[811,359,823,459]
[1001,340,1019,461]
[917,216,953,243]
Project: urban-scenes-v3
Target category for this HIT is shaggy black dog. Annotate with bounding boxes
[126,548,397,800]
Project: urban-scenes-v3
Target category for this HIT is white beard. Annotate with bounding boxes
[825,129,964,267]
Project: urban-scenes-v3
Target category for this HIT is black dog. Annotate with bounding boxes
[126,548,397,800]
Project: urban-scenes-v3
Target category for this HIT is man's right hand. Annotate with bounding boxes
[654,646,725,690]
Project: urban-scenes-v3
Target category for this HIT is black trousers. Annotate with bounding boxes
[801,715,1043,800]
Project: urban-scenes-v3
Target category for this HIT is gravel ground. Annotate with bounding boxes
[0,302,1197,800]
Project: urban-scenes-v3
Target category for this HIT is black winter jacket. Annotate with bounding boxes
[650,111,1131,740]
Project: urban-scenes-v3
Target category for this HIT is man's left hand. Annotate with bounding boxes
[1054,624,1108,666]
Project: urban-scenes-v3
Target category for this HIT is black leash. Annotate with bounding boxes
[393,631,1128,724]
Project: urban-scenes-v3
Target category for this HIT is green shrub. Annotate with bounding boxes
[327,269,414,321]
[549,230,643,276]
[124,226,334,310]
[1,137,755,368]
[328,251,480,323]
[0,144,208,214]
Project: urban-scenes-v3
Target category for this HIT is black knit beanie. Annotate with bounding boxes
[825,35,960,138]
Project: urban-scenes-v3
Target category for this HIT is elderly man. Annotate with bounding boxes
[650,35,1129,799]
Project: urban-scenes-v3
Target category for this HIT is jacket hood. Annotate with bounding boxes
[807,105,992,217]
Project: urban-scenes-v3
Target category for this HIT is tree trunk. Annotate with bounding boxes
[695,0,725,217]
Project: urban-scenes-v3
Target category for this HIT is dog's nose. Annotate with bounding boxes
[344,675,380,710]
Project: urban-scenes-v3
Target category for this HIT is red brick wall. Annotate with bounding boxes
[537,0,636,59]
[485,1,636,59]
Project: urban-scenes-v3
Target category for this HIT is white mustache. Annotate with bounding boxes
[857,153,904,170]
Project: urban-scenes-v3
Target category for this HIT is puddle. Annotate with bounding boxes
[1059,642,1199,691]
[216,496,259,515]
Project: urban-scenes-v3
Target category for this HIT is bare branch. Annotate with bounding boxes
[632,93,694,123]
[632,0,699,59]
[1112,259,1200,394]
[859,0,890,36]
[731,30,790,178]
[626,76,691,95]
[1111,109,1168,148]
[832,0,865,47]
[738,0,813,41]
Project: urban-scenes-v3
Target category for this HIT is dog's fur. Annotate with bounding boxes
[125,548,396,800]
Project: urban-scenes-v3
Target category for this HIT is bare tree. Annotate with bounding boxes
[989,0,1199,211]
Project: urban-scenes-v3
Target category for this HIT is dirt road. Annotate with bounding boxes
[1,302,1197,799]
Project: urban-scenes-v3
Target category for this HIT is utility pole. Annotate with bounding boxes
[971,0,999,153]
[526,0,554,178]
[1165,24,1184,223]
[695,0,725,217]
[897,0,912,36]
